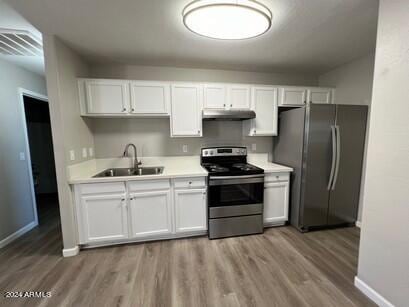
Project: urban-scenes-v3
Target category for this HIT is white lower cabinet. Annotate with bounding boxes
[75,177,207,246]
[80,193,129,244]
[263,174,290,227]
[129,190,173,238]
[174,189,207,233]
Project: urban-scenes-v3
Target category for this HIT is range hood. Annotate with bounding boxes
[202,109,256,121]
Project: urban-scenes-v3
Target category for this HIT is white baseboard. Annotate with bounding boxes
[0,221,38,249]
[62,246,79,257]
[356,220,362,228]
[354,276,395,307]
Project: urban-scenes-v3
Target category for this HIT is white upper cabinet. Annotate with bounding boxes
[228,84,251,109]
[278,87,307,106]
[243,86,278,136]
[203,83,227,109]
[307,88,333,104]
[170,83,203,137]
[130,81,170,115]
[203,83,251,110]
[84,79,130,114]
[129,190,173,238]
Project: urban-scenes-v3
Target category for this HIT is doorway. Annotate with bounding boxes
[21,91,59,226]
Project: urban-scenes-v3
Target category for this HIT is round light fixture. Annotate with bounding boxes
[182,0,272,40]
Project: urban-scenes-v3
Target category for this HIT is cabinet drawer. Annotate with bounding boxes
[80,182,125,195]
[265,173,289,183]
[128,179,170,192]
[173,177,206,189]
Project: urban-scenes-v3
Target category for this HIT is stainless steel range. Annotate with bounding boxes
[201,146,264,239]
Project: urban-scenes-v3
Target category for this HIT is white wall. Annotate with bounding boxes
[90,63,318,159]
[319,53,375,105]
[90,64,318,86]
[92,119,272,158]
[357,1,409,306]
[43,35,94,252]
[0,59,47,244]
[319,53,375,223]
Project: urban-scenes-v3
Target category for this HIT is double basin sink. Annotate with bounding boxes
[93,167,164,178]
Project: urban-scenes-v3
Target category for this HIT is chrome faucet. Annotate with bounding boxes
[123,143,142,170]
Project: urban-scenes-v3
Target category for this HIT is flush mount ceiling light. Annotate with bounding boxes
[182,0,272,40]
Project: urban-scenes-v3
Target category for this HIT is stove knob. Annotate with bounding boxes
[210,151,214,155]
[204,151,208,156]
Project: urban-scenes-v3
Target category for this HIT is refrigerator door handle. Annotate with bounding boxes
[327,125,337,190]
[331,125,341,190]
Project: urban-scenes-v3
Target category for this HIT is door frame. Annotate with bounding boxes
[18,87,49,227]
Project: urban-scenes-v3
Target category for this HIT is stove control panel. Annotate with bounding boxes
[201,147,247,157]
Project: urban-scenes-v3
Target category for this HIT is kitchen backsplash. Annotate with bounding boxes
[91,118,273,158]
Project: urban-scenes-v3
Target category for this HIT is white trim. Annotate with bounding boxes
[18,88,49,228]
[354,276,395,307]
[0,221,37,248]
[356,220,362,228]
[62,246,79,257]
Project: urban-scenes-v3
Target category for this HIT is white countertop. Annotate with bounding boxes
[67,154,292,185]
[248,154,293,173]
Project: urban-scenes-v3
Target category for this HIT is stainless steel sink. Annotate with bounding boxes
[93,167,164,178]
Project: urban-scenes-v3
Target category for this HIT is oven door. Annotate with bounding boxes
[208,174,264,208]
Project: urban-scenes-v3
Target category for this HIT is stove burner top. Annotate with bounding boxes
[232,163,259,171]
[203,163,229,173]
[201,162,263,176]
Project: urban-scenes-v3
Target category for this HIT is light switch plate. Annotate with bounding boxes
[183,145,188,153]
[19,152,26,161]
[69,150,75,161]
[88,147,94,157]
[252,143,257,151]
[82,148,88,158]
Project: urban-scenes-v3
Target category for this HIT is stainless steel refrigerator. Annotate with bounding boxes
[273,104,368,232]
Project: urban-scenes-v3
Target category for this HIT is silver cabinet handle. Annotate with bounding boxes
[327,125,337,190]
[331,125,341,190]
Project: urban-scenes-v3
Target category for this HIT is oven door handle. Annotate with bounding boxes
[209,174,265,180]
[209,174,265,186]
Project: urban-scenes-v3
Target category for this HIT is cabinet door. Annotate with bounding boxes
[85,79,130,114]
[278,87,307,106]
[170,83,202,137]
[228,84,251,109]
[81,193,128,243]
[263,181,289,225]
[203,83,227,109]
[130,81,170,115]
[307,88,333,104]
[248,86,278,136]
[129,190,173,238]
[174,189,207,233]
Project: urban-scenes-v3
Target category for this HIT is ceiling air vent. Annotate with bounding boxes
[0,28,43,56]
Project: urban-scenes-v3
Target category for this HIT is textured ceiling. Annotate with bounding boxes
[8,0,379,73]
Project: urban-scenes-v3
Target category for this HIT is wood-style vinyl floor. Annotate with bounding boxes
[0,201,374,307]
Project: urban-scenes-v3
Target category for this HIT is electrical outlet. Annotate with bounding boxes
[183,145,188,153]
[19,152,26,161]
[69,150,76,161]
[89,147,94,157]
[252,143,257,151]
[82,148,88,158]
